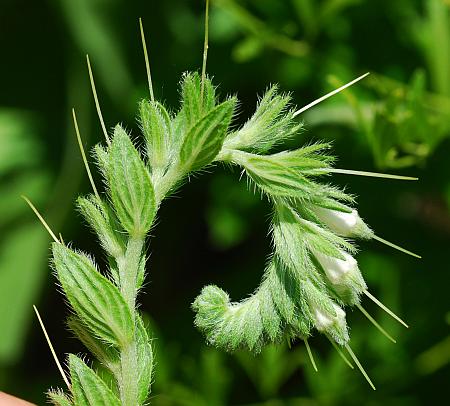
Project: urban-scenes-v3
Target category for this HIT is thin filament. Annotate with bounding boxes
[345,344,376,390]
[22,196,59,244]
[33,305,71,390]
[139,18,155,101]
[326,335,354,369]
[357,303,397,343]
[86,54,110,145]
[364,290,409,328]
[72,108,100,200]
[329,168,418,181]
[293,72,370,117]
[373,235,421,259]
[200,0,210,104]
[303,338,318,372]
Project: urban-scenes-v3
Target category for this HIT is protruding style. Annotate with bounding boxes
[329,168,418,181]
[293,72,370,117]
[327,335,354,369]
[345,344,376,391]
[200,0,210,104]
[33,305,71,390]
[364,290,409,328]
[357,303,397,343]
[373,235,422,259]
[139,18,155,101]
[303,338,318,372]
[72,108,100,200]
[22,196,59,244]
[86,54,110,145]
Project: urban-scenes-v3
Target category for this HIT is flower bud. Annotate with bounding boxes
[311,302,349,344]
[313,250,367,305]
[304,280,349,343]
[313,207,373,239]
[312,303,346,332]
[314,250,358,285]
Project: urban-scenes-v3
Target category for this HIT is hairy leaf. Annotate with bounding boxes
[179,98,236,172]
[69,354,121,406]
[223,85,302,153]
[47,390,73,406]
[136,315,153,403]
[52,243,133,347]
[237,152,316,198]
[67,316,120,372]
[77,195,125,258]
[180,72,216,129]
[139,100,172,171]
[274,204,354,261]
[108,126,156,237]
[93,144,110,181]
[261,144,334,174]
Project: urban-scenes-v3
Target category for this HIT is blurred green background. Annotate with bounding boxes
[0,0,449,404]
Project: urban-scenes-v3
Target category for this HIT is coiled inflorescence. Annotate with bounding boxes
[192,80,374,352]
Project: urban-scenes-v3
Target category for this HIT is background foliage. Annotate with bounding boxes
[0,0,449,404]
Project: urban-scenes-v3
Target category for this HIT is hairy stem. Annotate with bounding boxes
[119,342,138,406]
[117,237,144,406]
[119,238,144,312]
[154,166,182,203]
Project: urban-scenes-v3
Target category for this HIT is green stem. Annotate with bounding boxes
[154,165,182,203]
[117,237,144,406]
[119,238,144,312]
[119,342,138,406]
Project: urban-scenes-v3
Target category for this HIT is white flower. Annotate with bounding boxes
[313,207,372,238]
[314,250,358,285]
[312,303,346,332]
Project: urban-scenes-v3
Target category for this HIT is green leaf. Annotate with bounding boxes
[67,316,120,372]
[94,144,110,180]
[275,204,353,260]
[52,243,133,347]
[77,195,125,258]
[265,261,296,325]
[139,100,172,171]
[108,126,156,237]
[47,390,73,406]
[136,315,153,403]
[236,151,315,198]
[69,354,121,406]
[179,98,236,172]
[223,86,302,153]
[230,146,355,210]
[180,72,216,129]
[265,144,334,174]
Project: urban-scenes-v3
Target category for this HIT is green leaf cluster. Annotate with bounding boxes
[47,73,238,405]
